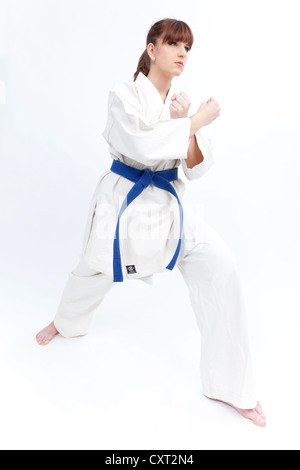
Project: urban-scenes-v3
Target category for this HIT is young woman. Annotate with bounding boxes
[36,18,266,427]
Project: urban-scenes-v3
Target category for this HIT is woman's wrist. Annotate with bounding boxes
[189,112,206,137]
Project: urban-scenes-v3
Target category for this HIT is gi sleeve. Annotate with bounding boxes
[181,127,215,181]
[102,86,191,165]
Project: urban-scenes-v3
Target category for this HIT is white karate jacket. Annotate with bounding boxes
[81,72,214,283]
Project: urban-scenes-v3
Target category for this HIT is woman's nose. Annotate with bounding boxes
[178,45,187,57]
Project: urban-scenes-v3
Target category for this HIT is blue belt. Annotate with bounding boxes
[110,159,183,282]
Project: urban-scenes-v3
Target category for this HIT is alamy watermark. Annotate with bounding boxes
[91,197,207,241]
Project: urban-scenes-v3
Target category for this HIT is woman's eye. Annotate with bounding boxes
[169,41,189,52]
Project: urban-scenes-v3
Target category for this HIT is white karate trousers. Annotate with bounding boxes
[53,217,257,409]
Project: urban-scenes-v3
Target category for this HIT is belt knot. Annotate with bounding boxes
[139,168,154,188]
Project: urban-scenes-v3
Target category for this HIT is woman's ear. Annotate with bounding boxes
[147,43,155,61]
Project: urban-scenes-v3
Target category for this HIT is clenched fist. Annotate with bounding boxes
[170,92,221,128]
[197,97,221,126]
[170,92,191,119]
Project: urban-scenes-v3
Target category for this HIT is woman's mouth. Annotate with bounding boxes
[175,62,184,67]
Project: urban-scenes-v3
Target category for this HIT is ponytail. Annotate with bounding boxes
[133,49,150,82]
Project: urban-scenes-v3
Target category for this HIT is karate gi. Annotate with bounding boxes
[53,72,257,409]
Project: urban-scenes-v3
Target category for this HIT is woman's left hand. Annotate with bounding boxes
[170,92,191,119]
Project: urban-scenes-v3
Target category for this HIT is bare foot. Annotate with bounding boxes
[208,398,267,427]
[36,321,59,346]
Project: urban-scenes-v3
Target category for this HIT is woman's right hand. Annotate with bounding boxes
[197,98,221,126]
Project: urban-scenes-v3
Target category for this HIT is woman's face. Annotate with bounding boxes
[148,37,189,77]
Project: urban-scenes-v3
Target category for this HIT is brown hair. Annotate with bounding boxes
[133,18,194,81]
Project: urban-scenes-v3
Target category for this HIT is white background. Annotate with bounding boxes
[0,0,300,450]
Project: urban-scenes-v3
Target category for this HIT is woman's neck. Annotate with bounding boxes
[147,69,172,104]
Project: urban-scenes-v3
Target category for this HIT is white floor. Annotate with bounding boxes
[1,266,299,451]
